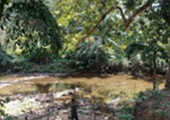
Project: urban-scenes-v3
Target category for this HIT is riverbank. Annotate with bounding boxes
[1,89,118,120]
[0,73,165,120]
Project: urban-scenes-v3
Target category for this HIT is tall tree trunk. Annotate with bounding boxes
[165,61,170,89]
[153,51,157,90]
[153,67,156,90]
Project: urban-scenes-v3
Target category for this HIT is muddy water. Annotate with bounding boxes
[0,74,165,120]
[0,74,164,98]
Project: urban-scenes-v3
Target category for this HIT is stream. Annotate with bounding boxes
[0,73,161,120]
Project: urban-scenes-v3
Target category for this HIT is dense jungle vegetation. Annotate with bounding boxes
[0,0,170,88]
[0,0,170,120]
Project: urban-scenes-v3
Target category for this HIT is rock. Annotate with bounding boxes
[2,88,119,120]
[54,90,75,98]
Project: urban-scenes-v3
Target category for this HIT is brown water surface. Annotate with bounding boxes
[0,74,164,100]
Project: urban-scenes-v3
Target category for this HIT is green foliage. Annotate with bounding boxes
[65,43,110,72]
[116,90,168,120]
[0,45,12,68]
[123,0,143,11]
[116,102,134,120]
[134,89,164,103]
[11,57,75,73]
[155,109,165,117]
[160,0,170,25]
[0,0,169,74]
[0,0,62,58]
[126,40,168,70]
[0,97,10,118]
[0,0,170,119]
[132,90,170,119]
[126,9,170,74]
[119,114,134,120]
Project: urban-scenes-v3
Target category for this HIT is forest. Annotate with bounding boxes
[0,0,170,120]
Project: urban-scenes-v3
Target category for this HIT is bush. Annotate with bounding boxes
[65,50,110,73]
[0,46,13,71]
[0,97,10,119]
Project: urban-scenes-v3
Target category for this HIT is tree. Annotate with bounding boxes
[126,2,170,89]
[127,39,168,89]
[76,0,155,46]
[74,0,170,47]
[0,0,62,63]
[72,0,170,89]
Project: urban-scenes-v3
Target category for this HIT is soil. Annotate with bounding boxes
[133,89,170,120]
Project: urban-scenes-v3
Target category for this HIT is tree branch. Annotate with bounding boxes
[76,0,154,46]
[125,0,153,28]
[76,6,126,46]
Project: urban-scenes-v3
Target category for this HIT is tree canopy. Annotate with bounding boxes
[0,0,61,57]
[0,0,170,85]
[0,0,170,119]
